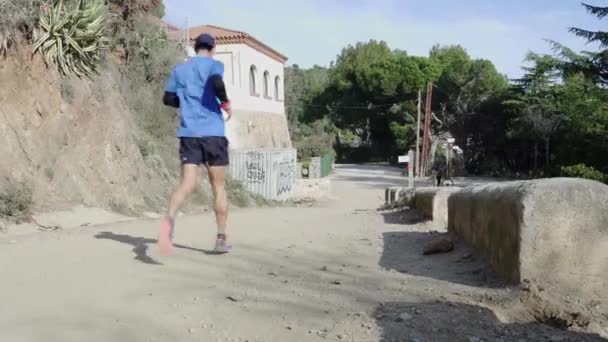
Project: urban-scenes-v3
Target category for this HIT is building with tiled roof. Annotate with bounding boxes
[170,25,287,64]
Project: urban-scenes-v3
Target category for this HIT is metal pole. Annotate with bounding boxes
[446,143,451,178]
[416,90,421,178]
[186,16,190,43]
[421,82,433,177]
[408,149,415,188]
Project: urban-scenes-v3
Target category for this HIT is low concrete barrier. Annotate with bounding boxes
[414,187,459,228]
[385,187,414,206]
[448,178,608,306]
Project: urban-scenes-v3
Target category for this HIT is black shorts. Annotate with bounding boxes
[179,137,229,166]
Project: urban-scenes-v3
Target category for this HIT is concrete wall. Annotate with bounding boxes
[414,187,459,229]
[448,178,608,306]
[225,109,291,149]
[228,148,297,201]
[385,187,414,206]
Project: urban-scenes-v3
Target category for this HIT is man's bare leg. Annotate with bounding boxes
[159,164,199,255]
[168,164,200,219]
[207,165,229,252]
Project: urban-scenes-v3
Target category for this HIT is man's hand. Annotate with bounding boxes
[224,107,232,121]
[221,101,232,121]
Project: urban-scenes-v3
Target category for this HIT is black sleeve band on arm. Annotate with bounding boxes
[210,75,229,103]
[163,91,180,108]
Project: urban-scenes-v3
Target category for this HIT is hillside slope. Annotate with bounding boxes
[0,51,178,215]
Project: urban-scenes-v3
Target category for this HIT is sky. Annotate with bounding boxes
[164,0,603,78]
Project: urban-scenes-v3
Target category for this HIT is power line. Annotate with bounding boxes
[285,102,407,109]
[284,84,447,110]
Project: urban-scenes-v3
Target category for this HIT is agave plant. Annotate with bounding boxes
[33,0,109,77]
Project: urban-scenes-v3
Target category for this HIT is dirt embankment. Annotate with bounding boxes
[0,50,177,217]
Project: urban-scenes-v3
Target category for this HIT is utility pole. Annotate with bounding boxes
[415,90,421,178]
[186,16,190,43]
[421,82,433,177]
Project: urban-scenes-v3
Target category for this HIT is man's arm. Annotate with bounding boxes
[211,74,229,107]
[163,69,180,108]
[210,62,232,119]
[163,91,180,108]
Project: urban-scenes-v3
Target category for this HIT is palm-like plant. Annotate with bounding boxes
[33,0,108,77]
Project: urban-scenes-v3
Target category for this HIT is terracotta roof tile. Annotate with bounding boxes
[169,24,288,63]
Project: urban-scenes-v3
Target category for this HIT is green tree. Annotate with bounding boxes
[570,2,608,46]
[429,45,508,172]
[507,53,565,171]
[431,45,508,132]
[284,64,329,130]
[507,2,608,175]
[562,2,608,85]
[314,40,442,160]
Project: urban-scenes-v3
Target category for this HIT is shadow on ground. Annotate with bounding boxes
[333,174,408,189]
[374,301,605,342]
[379,230,506,288]
[381,209,427,225]
[94,231,219,265]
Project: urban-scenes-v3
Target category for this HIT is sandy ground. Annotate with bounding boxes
[0,165,606,342]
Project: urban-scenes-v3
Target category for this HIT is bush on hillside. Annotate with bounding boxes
[107,0,163,22]
[0,0,49,55]
[0,183,33,223]
[114,17,180,140]
[561,164,607,183]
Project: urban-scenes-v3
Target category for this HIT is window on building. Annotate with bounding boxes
[249,65,257,95]
[274,76,281,101]
[263,71,270,98]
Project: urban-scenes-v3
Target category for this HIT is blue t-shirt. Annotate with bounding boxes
[165,56,225,137]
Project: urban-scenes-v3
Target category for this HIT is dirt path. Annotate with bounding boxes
[0,165,605,342]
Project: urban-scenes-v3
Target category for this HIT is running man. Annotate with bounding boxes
[159,33,232,255]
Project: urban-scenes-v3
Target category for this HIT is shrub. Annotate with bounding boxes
[111,17,181,188]
[33,0,109,77]
[293,119,335,160]
[561,164,607,183]
[0,183,33,223]
[114,18,180,139]
[0,0,49,55]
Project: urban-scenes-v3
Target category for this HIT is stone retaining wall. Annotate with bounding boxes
[448,179,608,306]
[385,179,608,315]
[226,110,292,149]
[414,187,459,228]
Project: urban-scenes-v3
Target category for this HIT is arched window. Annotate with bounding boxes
[263,71,270,98]
[274,76,281,101]
[249,65,257,95]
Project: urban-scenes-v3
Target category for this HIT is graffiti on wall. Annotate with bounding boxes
[276,158,296,197]
[245,151,266,184]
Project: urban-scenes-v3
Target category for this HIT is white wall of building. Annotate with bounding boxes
[215,44,285,115]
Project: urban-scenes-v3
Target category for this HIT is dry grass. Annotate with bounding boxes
[0,182,33,223]
[0,0,49,55]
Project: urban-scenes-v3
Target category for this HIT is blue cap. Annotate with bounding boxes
[194,33,215,51]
